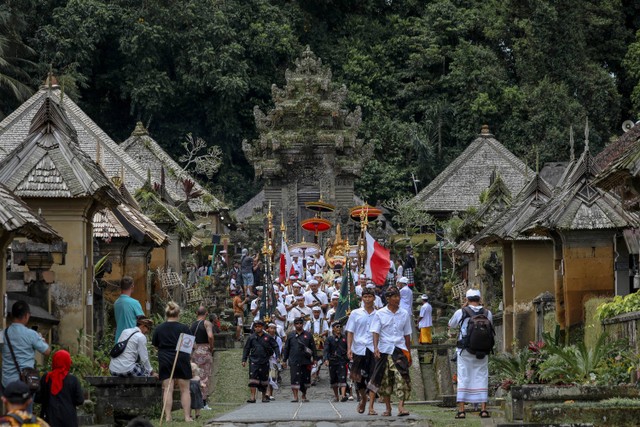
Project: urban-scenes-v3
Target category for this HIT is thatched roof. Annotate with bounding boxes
[593,123,640,194]
[120,122,226,214]
[0,183,61,242]
[411,126,533,215]
[0,96,121,207]
[93,202,169,247]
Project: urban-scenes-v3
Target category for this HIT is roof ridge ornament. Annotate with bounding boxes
[480,124,491,136]
[569,125,575,162]
[132,121,149,137]
[584,118,590,152]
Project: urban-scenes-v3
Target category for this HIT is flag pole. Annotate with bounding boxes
[159,335,183,426]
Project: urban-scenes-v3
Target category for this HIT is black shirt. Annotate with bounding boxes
[283,330,316,366]
[323,333,348,365]
[242,332,280,364]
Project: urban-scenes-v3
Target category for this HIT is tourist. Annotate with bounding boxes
[0,381,49,426]
[35,350,83,427]
[368,286,412,417]
[209,313,221,334]
[2,301,51,391]
[189,363,204,420]
[252,258,263,290]
[345,288,377,415]
[282,317,316,402]
[152,302,193,423]
[189,306,214,410]
[240,249,255,295]
[323,322,348,402]
[109,317,155,377]
[232,289,247,341]
[418,295,433,344]
[241,320,280,403]
[448,289,492,419]
[114,276,144,343]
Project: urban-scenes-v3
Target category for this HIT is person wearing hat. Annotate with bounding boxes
[304,280,328,318]
[0,381,49,426]
[367,286,412,417]
[326,292,340,324]
[250,286,265,327]
[448,288,493,419]
[265,323,284,401]
[360,283,383,310]
[282,317,317,402]
[109,316,155,377]
[418,295,433,344]
[240,248,256,295]
[346,287,378,415]
[35,350,83,427]
[323,322,349,402]
[242,320,280,403]
[398,277,413,315]
[305,306,329,385]
[287,296,312,331]
[284,282,303,311]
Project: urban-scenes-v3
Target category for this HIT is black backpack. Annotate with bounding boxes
[461,306,494,359]
[109,331,138,358]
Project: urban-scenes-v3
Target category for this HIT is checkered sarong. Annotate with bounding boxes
[111,363,150,377]
[405,268,414,287]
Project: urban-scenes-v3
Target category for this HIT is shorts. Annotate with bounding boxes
[235,315,244,326]
[242,273,254,286]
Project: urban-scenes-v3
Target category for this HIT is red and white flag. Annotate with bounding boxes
[364,231,391,285]
[279,237,293,283]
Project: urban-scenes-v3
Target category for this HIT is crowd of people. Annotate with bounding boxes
[0,243,490,425]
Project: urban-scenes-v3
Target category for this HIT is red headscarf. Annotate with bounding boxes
[46,350,71,395]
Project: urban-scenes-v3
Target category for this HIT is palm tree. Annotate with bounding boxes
[0,5,34,107]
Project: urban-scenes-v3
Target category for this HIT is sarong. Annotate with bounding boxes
[367,348,411,400]
[191,343,213,398]
[290,364,312,393]
[419,327,432,344]
[405,268,415,287]
[456,350,488,403]
[328,362,347,387]
[248,361,269,392]
[350,349,374,390]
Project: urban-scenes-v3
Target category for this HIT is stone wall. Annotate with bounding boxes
[602,310,640,354]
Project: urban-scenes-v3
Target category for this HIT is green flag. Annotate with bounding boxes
[334,261,357,322]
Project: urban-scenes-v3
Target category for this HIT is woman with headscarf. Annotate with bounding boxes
[35,349,84,427]
[152,301,193,423]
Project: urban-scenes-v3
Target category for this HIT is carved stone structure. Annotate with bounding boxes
[242,47,370,242]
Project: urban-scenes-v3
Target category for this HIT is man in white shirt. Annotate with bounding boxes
[287,296,312,329]
[250,286,264,326]
[304,280,328,317]
[418,294,433,344]
[368,286,412,417]
[326,292,340,324]
[109,317,155,377]
[345,287,377,415]
[305,306,328,385]
[398,277,413,314]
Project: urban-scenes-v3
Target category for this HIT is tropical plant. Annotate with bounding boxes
[538,332,609,385]
[490,339,547,390]
[596,292,640,320]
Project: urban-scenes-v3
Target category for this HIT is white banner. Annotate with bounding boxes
[176,333,196,354]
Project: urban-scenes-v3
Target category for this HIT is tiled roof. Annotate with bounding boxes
[0,86,148,198]
[93,202,169,247]
[411,127,533,214]
[474,173,553,244]
[120,122,225,213]
[0,182,61,242]
[233,189,265,222]
[461,172,512,237]
[0,96,122,206]
[524,144,640,232]
[593,123,640,192]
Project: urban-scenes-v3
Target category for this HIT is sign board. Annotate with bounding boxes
[176,333,196,354]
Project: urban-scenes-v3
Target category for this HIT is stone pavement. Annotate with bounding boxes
[206,363,424,426]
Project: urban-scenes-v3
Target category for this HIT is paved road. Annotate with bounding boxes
[207,363,423,426]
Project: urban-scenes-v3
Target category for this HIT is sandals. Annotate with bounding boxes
[246,399,256,403]
[398,410,410,417]
[357,400,366,414]
[340,395,349,402]
[479,410,491,418]
[368,410,378,416]
[301,398,310,403]
[291,399,299,403]
[262,398,271,403]
[455,411,466,419]
[382,411,392,416]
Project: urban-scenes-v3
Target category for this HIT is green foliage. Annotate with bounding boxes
[596,292,640,320]
[538,332,609,385]
[384,194,435,235]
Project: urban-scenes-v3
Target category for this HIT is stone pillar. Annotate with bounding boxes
[532,292,555,342]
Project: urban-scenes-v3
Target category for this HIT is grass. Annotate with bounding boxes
[144,348,245,426]
[409,404,482,427]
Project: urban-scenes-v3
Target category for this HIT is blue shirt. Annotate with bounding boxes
[2,323,49,387]
[114,295,144,343]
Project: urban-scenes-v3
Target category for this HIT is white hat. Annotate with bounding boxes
[334,277,342,283]
[292,282,301,288]
[255,286,263,291]
[365,283,376,289]
[331,292,340,299]
[466,288,481,298]
[309,279,319,286]
[397,277,409,284]
[313,272,323,278]
[295,295,305,300]
[421,294,429,301]
[289,275,298,280]
[312,306,322,312]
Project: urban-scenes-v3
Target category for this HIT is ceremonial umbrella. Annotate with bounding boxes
[301,217,332,244]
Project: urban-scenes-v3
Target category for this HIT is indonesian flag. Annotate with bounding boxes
[279,237,293,283]
[364,231,391,286]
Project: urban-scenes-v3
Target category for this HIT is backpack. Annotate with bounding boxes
[109,331,138,358]
[0,412,41,426]
[461,306,494,359]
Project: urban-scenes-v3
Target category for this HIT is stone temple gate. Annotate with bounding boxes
[242,47,371,242]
